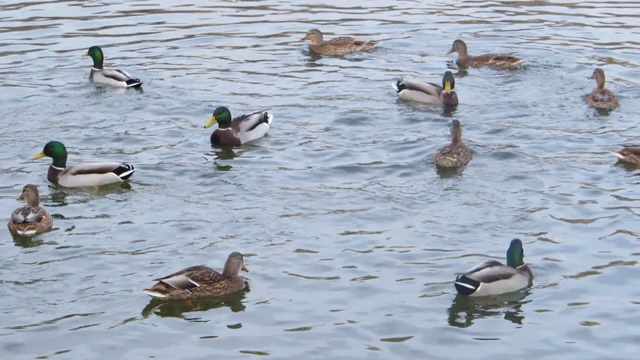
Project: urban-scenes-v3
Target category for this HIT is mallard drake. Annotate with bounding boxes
[392,71,458,106]
[455,239,533,297]
[447,39,524,69]
[144,252,249,299]
[434,120,471,168]
[83,46,142,88]
[8,184,53,236]
[610,147,640,164]
[33,141,135,188]
[587,68,619,110]
[301,28,380,56]
[204,106,273,146]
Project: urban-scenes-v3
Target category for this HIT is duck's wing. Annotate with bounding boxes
[231,111,273,144]
[588,89,618,109]
[325,36,358,47]
[463,260,520,283]
[402,79,442,95]
[479,53,525,68]
[154,265,223,291]
[317,37,380,54]
[11,206,44,223]
[92,68,143,88]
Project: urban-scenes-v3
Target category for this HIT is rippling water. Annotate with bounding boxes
[1,0,640,358]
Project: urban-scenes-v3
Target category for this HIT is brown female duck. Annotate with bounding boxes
[447,39,524,69]
[301,28,380,56]
[8,185,53,236]
[587,68,619,110]
[434,120,471,168]
[144,252,249,299]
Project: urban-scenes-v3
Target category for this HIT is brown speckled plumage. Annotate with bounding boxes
[8,185,53,237]
[434,120,471,168]
[301,29,380,56]
[447,39,524,70]
[587,68,619,110]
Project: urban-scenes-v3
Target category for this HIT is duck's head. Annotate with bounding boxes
[83,46,104,69]
[301,29,323,45]
[442,71,458,106]
[591,68,606,89]
[223,252,249,277]
[447,39,468,56]
[205,106,233,129]
[17,184,40,207]
[33,141,67,168]
[506,239,525,267]
[442,71,456,93]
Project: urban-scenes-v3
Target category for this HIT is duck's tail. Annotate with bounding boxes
[454,275,480,296]
[126,78,143,88]
[392,81,407,93]
[113,164,135,180]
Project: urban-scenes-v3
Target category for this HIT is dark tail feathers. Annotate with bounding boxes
[454,275,480,296]
[126,78,143,88]
[113,164,135,180]
[394,81,407,93]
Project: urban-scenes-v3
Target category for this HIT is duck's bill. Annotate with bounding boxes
[16,194,24,200]
[446,49,454,55]
[444,80,452,93]
[32,152,46,160]
[82,52,89,57]
[241,265,249,272]
[204,116,218,128]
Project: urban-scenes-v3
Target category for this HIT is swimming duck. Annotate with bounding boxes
[33,141,135,188]
[301,28,380,56]
[455,239,533,297]
[447,39,524,69]
[144,252,249,299]
[434,120,471,168]
[587,68,619,110]
[204,106,273,146]
[392,71,458,106]
[83,46,142,88]
[610,147,640,164]
[8,185,53,237]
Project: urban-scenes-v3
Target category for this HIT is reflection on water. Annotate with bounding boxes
[141,287,249,319]
[447,292,531,328]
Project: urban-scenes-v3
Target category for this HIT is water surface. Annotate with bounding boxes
[1,0,640,359]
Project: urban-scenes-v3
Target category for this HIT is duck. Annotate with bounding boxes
[204,106,273,146]
[8,184,53,237]
[610,146,640,164]
[434,120,471,168]
[392,71,458,106]
[455,239,533,297]
[143,252,249,300]
[83,46,142,88]
[447,39,524,69]
[301,28,380,56]
[587,68,619,110]
[33,141,135,188]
